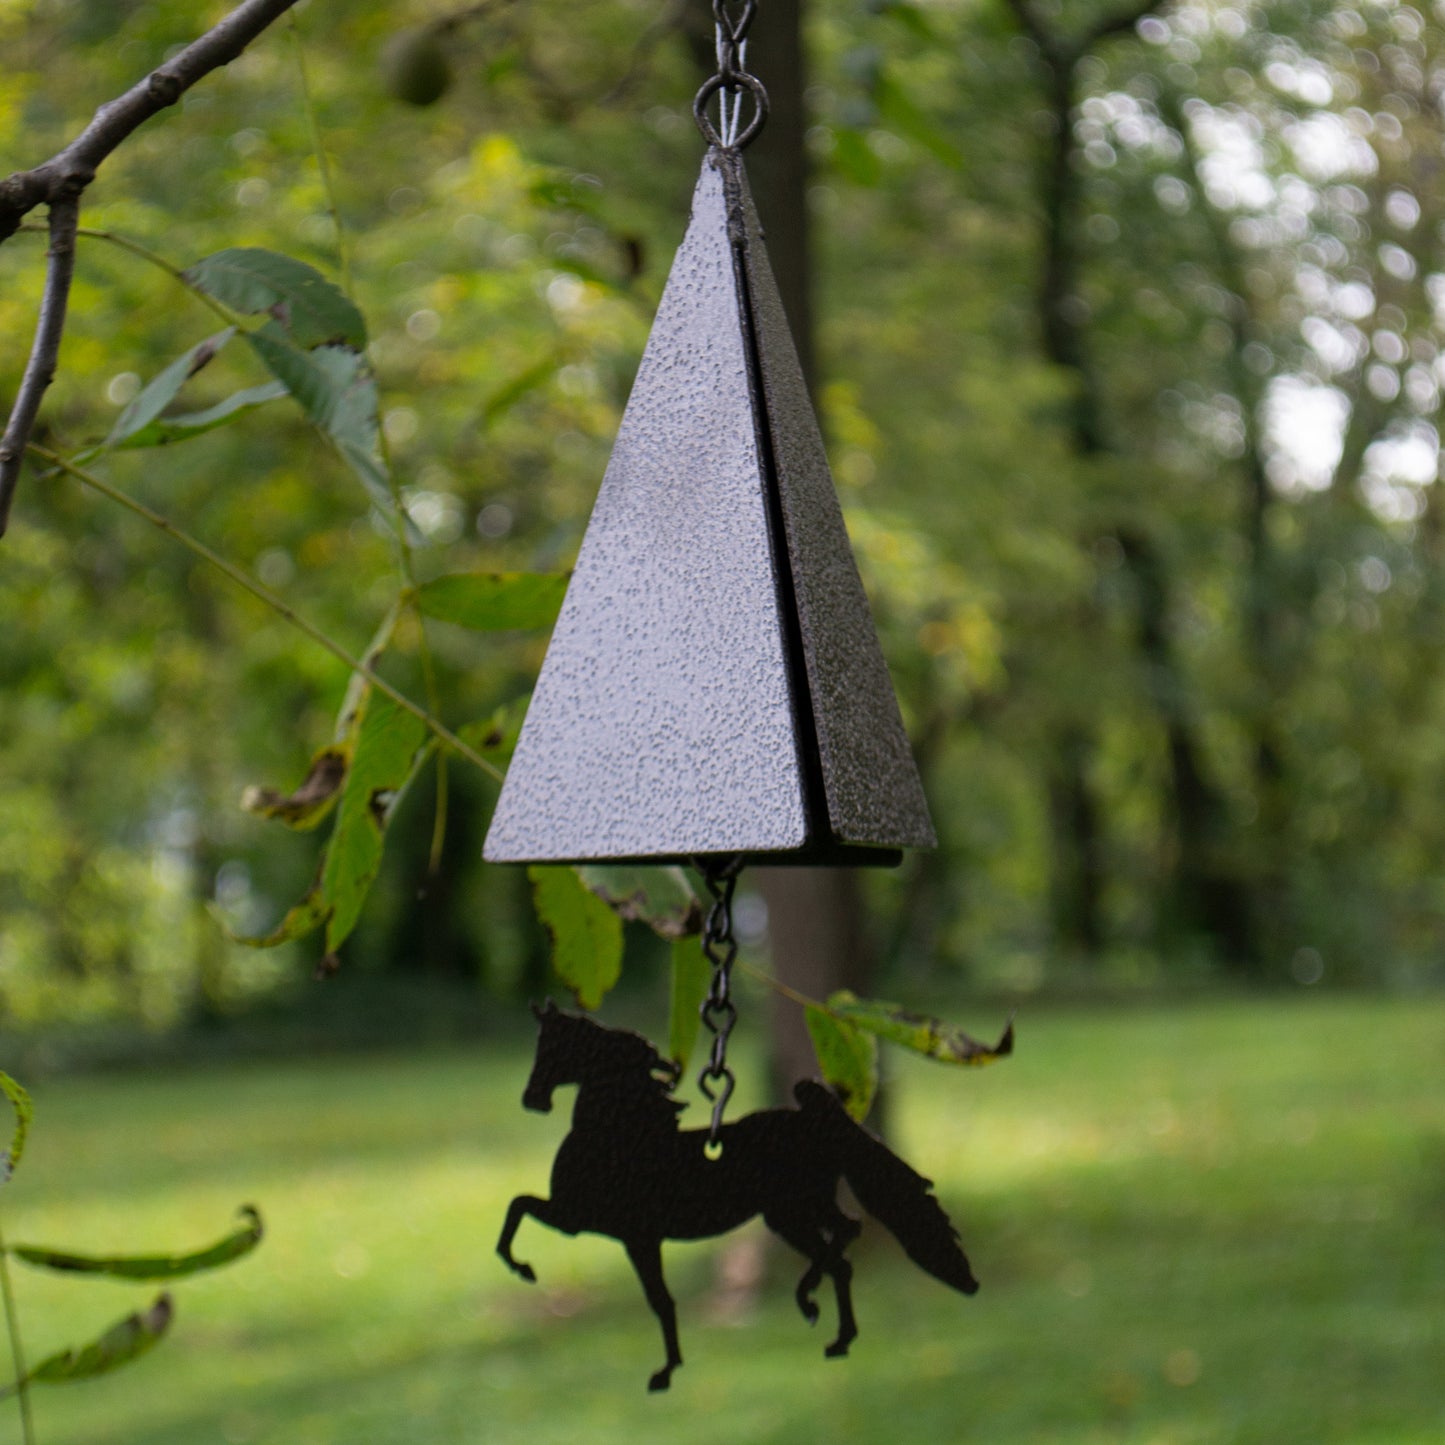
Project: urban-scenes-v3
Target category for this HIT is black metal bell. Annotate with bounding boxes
[483,148,935,867]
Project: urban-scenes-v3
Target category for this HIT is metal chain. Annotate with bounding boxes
[693,0,768,151]
[696,857,743,1146]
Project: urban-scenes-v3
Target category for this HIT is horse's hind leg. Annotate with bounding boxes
[496,1194,557,1282]
[822,1249,858,1358]
[624,1236,682,1393]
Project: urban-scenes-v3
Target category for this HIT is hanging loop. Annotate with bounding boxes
[693,71,768,152]
[695,856,743,1146]
[693,0,769,151]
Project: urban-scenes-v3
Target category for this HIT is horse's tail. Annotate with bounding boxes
[794,1079,979,1296]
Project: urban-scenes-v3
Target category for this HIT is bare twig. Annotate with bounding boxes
[1005,0,1159,69]
[0,0,304,536]
[0,195,79,533]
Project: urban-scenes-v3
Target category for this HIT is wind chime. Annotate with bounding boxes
[486,1,976,1392]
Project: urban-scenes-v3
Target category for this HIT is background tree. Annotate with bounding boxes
[4,0,1445,1046]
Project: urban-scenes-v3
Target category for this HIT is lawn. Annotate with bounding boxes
[2,994,1442,1444]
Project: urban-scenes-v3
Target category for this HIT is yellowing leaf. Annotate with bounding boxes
[827,992,1014,1066]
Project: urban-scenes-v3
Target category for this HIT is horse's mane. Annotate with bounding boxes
[558,1012,688,1123]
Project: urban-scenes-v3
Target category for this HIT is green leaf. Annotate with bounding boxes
[106,329,236,445]
[230,882,330,949]
[826,992,1014,1066]
[668,935,711,1074]
[12,1205,263,1280]
[244,324,391,511]
[576,866,702,941]
[0,1294,173,1397]
[320,693,430,952]
[116,380,288,450]
[805,1007,879,1122]
[528,865,624,1011]
[456,694,530,766]
[240,744,350,831]
[184,247,367,348]
[0,1072,32,1186]
[235,690,428,953]
[413,572,569,631]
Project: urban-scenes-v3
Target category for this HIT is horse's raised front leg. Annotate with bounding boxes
[765,1211,860,1359]
[496,1193,556,1282]
[623,1236,682,1393]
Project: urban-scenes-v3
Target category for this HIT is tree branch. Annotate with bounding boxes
[0,0,303,536]
[1083,0,1162,53]
[0,196,79,533]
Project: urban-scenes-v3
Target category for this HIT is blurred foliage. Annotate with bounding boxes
[3,0,1445,1031]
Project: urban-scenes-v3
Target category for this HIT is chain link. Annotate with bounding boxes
[695,857,743,1146]
[693,0,768,150]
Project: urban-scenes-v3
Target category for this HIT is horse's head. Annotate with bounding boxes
[523,999,676,1112]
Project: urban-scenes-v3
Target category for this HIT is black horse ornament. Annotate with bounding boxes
[497,1002,979,1392]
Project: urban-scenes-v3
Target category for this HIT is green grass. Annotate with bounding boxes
[2,995,1442,1444]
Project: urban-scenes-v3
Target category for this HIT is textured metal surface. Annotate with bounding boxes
[732,160,937,850]
[483,150,934,864]
[485,157,808,862]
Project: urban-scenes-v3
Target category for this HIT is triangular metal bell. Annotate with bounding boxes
[484,149,936,867]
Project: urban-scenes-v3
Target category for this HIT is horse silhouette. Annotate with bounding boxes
[497,1000,979,1391]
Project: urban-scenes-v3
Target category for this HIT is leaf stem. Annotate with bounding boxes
[281,34,453,869]
[735,956,824,1012]
[29,445,503,783]
[286,15,351,297]
[0,1221,36,1445]
[17,223,240,329]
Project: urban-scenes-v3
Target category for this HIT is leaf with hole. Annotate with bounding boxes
[413,572,569,631]
[576,866,702,940]
[528,866,623,1011]
[234,691,429,953]
[457,694,531,766]
[106,328,236,446]
[184,247,366,347]
[240,745,350,831]
[805,1007,879,1122]
[320,693,430,952]
[12,1206,263,1280]
[0,1294,174,1397]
